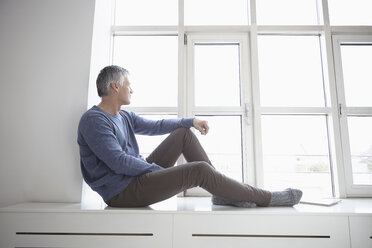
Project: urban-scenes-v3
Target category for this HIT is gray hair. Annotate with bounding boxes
[96,65,128,97]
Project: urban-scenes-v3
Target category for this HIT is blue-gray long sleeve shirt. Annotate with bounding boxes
[77,105,194,202]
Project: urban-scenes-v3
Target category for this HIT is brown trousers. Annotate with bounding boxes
[106,128,271,207]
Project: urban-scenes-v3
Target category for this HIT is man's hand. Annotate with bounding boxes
[193,118,209,135]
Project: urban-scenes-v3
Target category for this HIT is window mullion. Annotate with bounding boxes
[260,107,332,115]
[318,0,348,198]
[325,33,347,197]
[193,107,244,115]
[185,33,194,119]
[346,107,372,116]
[249,0,264,188]
[123,107,178,115]
[236,31,254,186]
[112,26,178,35]
[178,0,186,120]
[257,25,324,34]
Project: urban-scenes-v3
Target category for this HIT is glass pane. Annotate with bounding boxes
[329,0,372,25]
[185,0,248,25]
[195,116,243,182]
[258,36,326,107]
[113,36,178,107]
[347,117,372,185]
[194,44,241,106]
[136,115,177,158]
[115,0,177,25]
[340,44,372,107]
[261,115,333,198]
[256,0,320,25]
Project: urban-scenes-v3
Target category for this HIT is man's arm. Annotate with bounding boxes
[79,115,162,176]
[130,112,210,136]
[130,112,194,135]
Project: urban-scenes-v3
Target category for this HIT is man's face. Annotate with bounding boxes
[118,75,133,105]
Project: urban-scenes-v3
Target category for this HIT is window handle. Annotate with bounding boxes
[244,103,252,126]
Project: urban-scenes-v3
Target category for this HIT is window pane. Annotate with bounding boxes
[185,0,248,25]
[194,44,241,106]
[256,0,320,25]
[329,0,372,25]
[115,0,177,25]
[347,117,372,185]
[261,115,332,198]
[113,36,178,107]
[195,116,243,182]
[136,115,176,158]
[258,36,326,107]
[340,44,372,107]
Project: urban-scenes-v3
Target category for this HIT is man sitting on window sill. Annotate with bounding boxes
[77,65,303,208]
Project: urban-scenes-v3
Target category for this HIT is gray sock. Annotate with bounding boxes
[269,188,303,207]
[211,195,257,208]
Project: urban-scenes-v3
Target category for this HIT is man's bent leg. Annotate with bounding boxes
[106,161,271,207]
[146,128,212,168]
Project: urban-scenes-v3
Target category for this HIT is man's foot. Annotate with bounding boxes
[269,188,303,207]
[211,195,257,208]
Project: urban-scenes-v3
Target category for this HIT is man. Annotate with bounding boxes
[77,65,302,207]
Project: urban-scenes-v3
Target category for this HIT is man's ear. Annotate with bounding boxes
[110,82,119,92]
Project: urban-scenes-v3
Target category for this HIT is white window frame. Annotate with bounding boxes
[255,33,337,197]
[107,0,372,199]
[184,33,254,196]
[332,34,372,196]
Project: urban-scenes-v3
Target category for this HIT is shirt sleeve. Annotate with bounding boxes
[129,112,194,135]
[79,114,163,176]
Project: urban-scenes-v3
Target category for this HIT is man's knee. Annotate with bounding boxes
[172,127,191,136]
[171,127,195,142]
[190,161,214,175]
[186,161,215,188]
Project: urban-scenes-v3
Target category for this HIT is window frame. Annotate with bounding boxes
[184,33,254,195]
[108,0,372,198]
[332,34,372,196]
[254,33,337,198]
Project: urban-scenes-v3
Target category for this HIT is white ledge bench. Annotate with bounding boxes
[1,197,371,248]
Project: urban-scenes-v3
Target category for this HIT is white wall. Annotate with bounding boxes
[0,0,96,208]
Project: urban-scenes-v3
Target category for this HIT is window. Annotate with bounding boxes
[192,41,243,181]
[105,0,372,199]
[184,0,248,25]
[135,115,177,158]
[185,34,251,194]
[333,36,372,196]
[256,0,321,25]
[257,34,334,199]
[328,0,372,25]
[193,43,241,107]
[340,44,372,107]
[261,115,333,198]
[113,35,178,107]
[258,35,327,107]
[347,117,372,186]
[115,0,177,25]
[195,115,243,182]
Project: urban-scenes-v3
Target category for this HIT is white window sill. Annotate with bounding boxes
[1,197,372,216]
